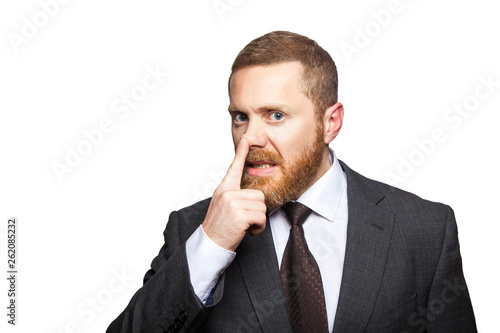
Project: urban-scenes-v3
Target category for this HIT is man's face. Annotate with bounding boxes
[229,61,331,210]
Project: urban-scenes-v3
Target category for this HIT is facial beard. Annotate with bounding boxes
[240,123,326,210]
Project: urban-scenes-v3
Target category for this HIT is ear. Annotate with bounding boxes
[323,102,344,144]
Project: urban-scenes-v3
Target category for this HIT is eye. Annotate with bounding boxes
[233,113,248,124]
[269,112,284,121]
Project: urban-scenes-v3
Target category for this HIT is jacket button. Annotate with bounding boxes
[178,310,187,322]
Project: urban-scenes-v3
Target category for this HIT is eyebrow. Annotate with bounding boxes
[228,104,289,113]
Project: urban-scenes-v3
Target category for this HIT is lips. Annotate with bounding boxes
[245,160,278,176]
[246,161,277,169]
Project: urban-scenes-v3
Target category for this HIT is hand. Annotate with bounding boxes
[201,137,267,252]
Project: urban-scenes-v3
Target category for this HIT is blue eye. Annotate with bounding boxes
[234,113,248,123]
[270,112,284,121]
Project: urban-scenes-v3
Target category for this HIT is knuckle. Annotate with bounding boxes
[235,210,246,224]
[228,199,238,210]
[220,189,231,201]
[235,209,244,219]
[213,186,223,197]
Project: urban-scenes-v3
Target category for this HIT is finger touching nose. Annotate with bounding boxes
[222,136,249,190]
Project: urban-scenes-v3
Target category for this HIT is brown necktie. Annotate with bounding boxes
[280,202,329,333]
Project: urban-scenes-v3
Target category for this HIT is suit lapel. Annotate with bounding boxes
[333,162,396,332]
[236,214,291,333]
[234,161,395,333]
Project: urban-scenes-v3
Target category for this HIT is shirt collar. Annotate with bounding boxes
[294,149,347,222]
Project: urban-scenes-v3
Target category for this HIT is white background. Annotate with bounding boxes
[1,0,499,332]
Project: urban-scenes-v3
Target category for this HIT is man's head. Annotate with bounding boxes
[228,31,343,210]
[229,30,338,122]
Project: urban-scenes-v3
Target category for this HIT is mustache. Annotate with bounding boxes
[245,149,283,165]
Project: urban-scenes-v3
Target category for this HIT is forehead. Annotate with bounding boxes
[229,62,307,110]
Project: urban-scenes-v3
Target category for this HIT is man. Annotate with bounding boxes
[107,31,476,332]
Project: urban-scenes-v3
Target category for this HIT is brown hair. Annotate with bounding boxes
[230,31,338,119]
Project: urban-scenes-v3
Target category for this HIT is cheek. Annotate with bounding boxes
[268,132,307,159]
[271,123,317,158]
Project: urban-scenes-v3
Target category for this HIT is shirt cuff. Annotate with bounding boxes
[185,225,236,304]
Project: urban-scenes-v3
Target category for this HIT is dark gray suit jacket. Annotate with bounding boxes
[107,161,476,332]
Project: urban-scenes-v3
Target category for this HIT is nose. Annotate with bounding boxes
[242,119,267,149]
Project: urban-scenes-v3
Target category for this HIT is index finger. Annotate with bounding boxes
[221,137,249,189]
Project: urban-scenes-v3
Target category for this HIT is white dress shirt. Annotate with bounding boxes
[186,149,348,331]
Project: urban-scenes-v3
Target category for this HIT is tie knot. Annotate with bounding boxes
[282,202,312,226]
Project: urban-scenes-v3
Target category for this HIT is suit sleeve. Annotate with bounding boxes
[106,208,225,333]
[425,205,477,332]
